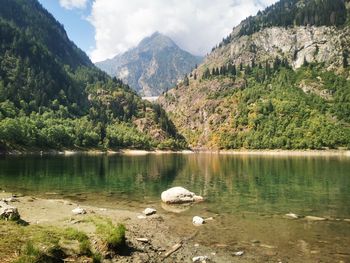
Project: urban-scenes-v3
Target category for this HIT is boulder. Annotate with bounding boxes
[161,187,203,204]
[0,201,20,220]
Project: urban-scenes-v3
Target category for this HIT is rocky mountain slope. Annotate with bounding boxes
[96,32,203,96]
[0,0,184,151]
[159,0,350,150]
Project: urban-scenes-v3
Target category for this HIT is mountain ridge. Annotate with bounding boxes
[159,0,350,150]
[0,0,185,151]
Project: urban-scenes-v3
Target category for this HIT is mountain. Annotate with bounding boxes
[0,0,184,151]
[96,32,203,96]
[159,0,350,150]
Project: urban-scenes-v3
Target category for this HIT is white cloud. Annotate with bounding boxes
[59,0,88,10]
[89,0,278,63]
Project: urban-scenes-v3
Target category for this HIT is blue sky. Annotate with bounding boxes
[38,0,277,62]
[38,0,95,55]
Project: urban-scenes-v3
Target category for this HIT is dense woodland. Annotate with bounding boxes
[1,0,350,151]
[0,0,184,151]
[198,60,350,149]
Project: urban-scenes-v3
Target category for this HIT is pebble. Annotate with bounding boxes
[285,213,299,219]
[193,216,205,225]
[143,208,157,216]
[305,216,326,221]
[233,251,244,256]
[136,238,149,243]
[192,256,208,262]
[137,215,147,219]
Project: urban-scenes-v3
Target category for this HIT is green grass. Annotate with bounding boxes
[0,220,97,262]
[91,217,126,250]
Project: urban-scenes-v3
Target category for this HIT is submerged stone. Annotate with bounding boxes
[305,216,326,221]
[285,213,299,219]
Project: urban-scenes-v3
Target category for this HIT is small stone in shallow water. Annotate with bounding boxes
[71,207,86,215]
[285,213,299,219]
[143,208,157,216]
[305,216,326,221]
[192,256,208,262]
[192,216,204,225]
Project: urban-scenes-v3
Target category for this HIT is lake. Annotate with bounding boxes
[1,153,349,262]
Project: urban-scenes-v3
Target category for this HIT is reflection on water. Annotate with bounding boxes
[0,153,349,217]
[1,153,350,262]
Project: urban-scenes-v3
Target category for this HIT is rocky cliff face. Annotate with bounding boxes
[159,1,350,150]
[96,32,203,97]
[206,26,349,72]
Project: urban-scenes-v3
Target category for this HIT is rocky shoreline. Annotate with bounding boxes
[1,148,350,157]
[0,191,237,263]
[1,190,350,262]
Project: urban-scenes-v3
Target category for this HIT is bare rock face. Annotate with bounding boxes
[0,201,20,220]
[206,26,349,72]
[161,187,203,204]
[96,32,203,96]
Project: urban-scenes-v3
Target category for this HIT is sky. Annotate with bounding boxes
[39,0,278,63]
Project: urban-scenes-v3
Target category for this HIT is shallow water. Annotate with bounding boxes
[1,153,349,261]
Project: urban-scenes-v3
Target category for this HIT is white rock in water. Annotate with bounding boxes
[285,213,299,219]
[234,251,244,256]
[72,207,86,215]
[305,216,326,221]
[193,216,205,225]
[143,208,157,216]
[192,256,208,262]
[161,187,203,204]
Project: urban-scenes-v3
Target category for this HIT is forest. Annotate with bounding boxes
[0,0,184,151]
[199,60,350,149]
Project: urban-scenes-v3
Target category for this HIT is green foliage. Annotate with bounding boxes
[203,62,350,150]
[63,228,92,256]
[0,0,183,151]
[93,218,126,250]
[106,122,153,149]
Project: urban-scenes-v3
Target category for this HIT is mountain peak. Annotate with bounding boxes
[138,31,177,50]
[96,32,203,96]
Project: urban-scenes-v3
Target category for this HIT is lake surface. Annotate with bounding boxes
[1,153,350,262]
